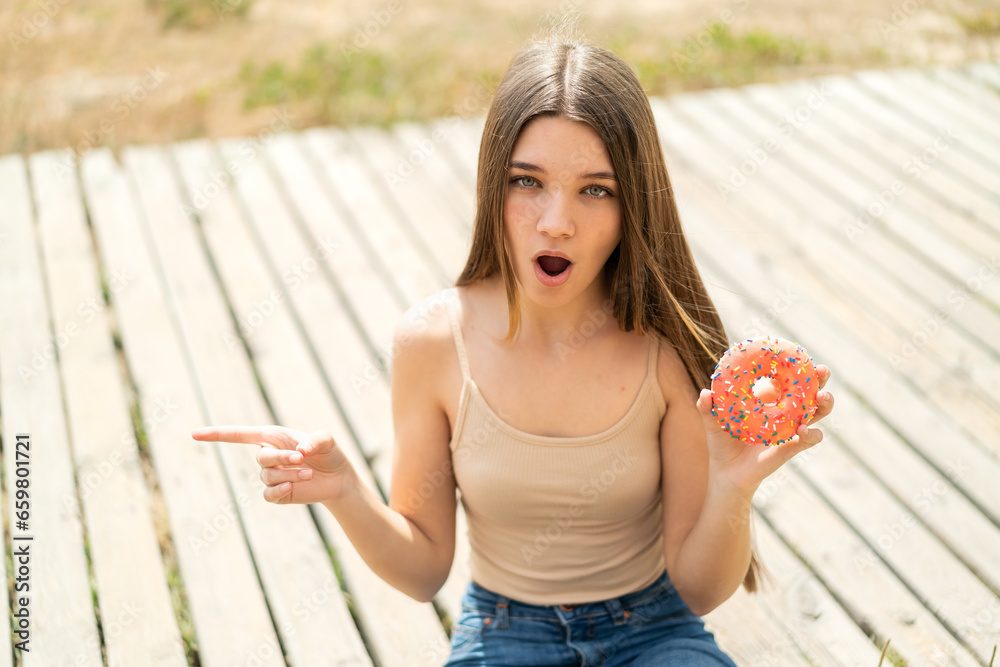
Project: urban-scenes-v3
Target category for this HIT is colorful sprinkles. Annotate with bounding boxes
[710,336,820,446]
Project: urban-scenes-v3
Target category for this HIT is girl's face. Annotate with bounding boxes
[503,115,622,305]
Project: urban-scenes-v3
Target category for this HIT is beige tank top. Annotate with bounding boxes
[445,288,667,605]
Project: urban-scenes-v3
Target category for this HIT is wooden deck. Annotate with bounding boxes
[2,59,999,666]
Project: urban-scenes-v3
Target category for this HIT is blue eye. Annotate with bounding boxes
[510,176,537,188]
[585,185,612,198]
[508,176,614,199]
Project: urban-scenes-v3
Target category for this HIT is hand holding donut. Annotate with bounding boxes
[695,337,835,493]
[191,425,355,505]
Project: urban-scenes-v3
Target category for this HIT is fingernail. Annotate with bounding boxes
[298,469,312,480]
[289,452,303,464]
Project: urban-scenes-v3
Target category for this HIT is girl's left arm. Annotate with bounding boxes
[656,341,834,616]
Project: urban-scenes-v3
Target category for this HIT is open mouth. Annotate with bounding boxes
[537,255,571,276]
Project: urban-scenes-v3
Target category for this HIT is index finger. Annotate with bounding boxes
[191,426,272,446]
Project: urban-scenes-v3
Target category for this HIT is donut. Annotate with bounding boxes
[709,337,820,446]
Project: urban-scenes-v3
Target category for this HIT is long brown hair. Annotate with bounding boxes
[455,28,762,592]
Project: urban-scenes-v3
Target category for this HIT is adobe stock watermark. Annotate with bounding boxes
[962,597,1000,649]
[716,84,835,201]
[403,634,452,667]
[190,470,261,553]
[70,617,184,667]
[240,573,388,666]
[521,450,639,565]
[7,0,71,52]
[725,443,823,533]
[554,298,615,361]
[222,234,339,352]
[62,394,181,513]
[339,0,403,61]
[748,575,837,665]
[843,124,960,243]
[383,78,494,189]
[853,458,968,573]
[886,252,997,368]
[672,0,751,72]
[875,0,928,38]
[399,408,504,515]
[17,268,134,384]
[54,67,169,179]
[740,288,798,339]
[179,106,297,221]
[351,289,459,393]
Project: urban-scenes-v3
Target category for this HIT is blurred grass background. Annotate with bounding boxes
[1,0,998,157]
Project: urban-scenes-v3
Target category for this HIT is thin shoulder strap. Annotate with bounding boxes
[647,333,666,417]
[445,288,472,381]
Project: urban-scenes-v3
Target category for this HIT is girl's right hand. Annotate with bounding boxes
[191,425,354,505]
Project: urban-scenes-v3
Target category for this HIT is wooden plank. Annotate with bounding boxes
[809,72,1000,214]
[910,68,1000,145]
[41,149,186,666]
[215,136,450,666]
[755,77,1000,305]
[693,82,1000,443]
[654,95,1000,467]
[661,84,1000,422]
[705,516,883,666]
[932,63,1000,103]
[85,143,290,667]
[335,123,479,623]
[682,231,985,664]
[802,423,1000,660]
[393,120,476,238]
[299,127,446,304]
[703,217,1000,659]
[663,144,1000,597]
[262,131,398,464]
[857,68,1000,159]
[688,83,1000,319]
[728,81,1000,447]
[819,74,999,205]
[432,117,482,187]
[745,77,1000,263]
[0,153,88,666]
[278,123,476,637]
[344,125,469,282]
[779,79,1000,241]
[686,172,1000,581]
[668,183,993,663]
[653,96,1000,524]
[157,139,371,666]
[750,463,980,665]
[965,61,1000,95]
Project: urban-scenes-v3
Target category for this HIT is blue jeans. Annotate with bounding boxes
[443,571,738,666]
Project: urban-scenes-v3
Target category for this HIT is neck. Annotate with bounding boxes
[512,278,616,354]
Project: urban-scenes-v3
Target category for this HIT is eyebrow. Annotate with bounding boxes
[509,160,617,181]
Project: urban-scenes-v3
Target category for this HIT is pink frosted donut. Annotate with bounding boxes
[710,337,821,446]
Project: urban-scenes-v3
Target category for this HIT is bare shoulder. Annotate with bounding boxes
[393,289,458,350]
[391,288,461,387]
[655,335,701,407]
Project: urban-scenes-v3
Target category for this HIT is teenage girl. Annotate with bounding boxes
[193,31,834,667]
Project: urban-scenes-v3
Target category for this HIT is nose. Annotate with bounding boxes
[535,190,574,238]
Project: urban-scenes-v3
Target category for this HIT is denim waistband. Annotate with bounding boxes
[464,570,674,626]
